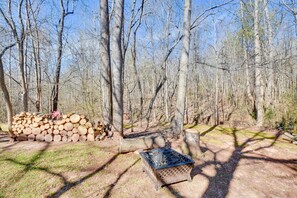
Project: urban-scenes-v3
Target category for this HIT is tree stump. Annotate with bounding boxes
[181,129,201,159]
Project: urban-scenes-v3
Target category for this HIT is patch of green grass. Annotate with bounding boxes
[0,143,113,197]
[0,123,8,132]
[123,123,135,129]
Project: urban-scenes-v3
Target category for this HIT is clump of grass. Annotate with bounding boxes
[0,123,8,132]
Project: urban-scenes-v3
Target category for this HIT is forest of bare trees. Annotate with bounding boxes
[1,0,297,135]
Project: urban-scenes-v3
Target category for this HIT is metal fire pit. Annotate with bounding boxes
[140,147,194,190]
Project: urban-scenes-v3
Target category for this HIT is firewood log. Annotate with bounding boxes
[72,134,79,142]
[16,134,28,141]
[62,136,68,142]
[85,122,92,128]
[87,134,94,141]
[23,128,32,135]
[32,128,41,135]
[54,135,62,142]
[72,128,78,133]
[88,128,94,134]
[60,130,67,136]
[64,123,73,131]
[70,114,81,123]
[28,134,35,141]
[48,129,53,134]
[78,126,87,135]
[53,129,59,135]
[58,125,64,131]
[45,134,53,142]
[118,135,166,154]
[44,124,50,130]
[67,131,73,136]
[36,134,45,142]
[79,119,87,125]
[79,135,87,142]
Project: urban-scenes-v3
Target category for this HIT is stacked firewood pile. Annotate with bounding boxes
[11,112,111,142]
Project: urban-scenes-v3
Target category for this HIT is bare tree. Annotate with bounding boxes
[171,0,191,137]
[51,0,74,112]
[264,0,275,107]
[0,43,15,136]
[100,0,112,125]
[254,0,264,126]
[111,0,124,134]
[0,0,28,111]
[26,0,43,112]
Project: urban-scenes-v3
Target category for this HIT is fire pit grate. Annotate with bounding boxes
[140,147,194,190]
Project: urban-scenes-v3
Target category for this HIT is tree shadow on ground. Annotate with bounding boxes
[48,154,120,198]
[1,141,125,198]
[200,125,218,136]
[103,158,140,197]
[189,128,295,198]
[0,141,20,154]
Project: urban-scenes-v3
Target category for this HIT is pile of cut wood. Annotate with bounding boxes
[11,112,110,142]
[282,132,297,145]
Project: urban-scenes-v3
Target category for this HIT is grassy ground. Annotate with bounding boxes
[0,123,8,132]
[0,125,296,197]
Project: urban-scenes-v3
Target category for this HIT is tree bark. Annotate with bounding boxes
[0,44,15,137]
[254,0,264,126]
[26,0,42,112]
[264,0,274,107]
[51,0,73,112]
[111,0,124,135]
[100,0,112,125]
[171,0,191,137]
[0,0,28,111]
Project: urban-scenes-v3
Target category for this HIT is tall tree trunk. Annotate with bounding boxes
[164,2,172,122]
[111,0,124,135]
[51,0,73,112]
[0,44,15,137]
[26,0,42,112]
[254,0,264,126]
[0,0,29,111]
[0,59,13,136]
[264,0,274,107]
[240,1,255,117]
[100,0,112,125]
[171,0,191,137]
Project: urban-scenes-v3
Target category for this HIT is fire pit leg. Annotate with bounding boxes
[187,174,192,182]
[155,183,161,191]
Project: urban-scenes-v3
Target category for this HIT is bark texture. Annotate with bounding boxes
[100,0,112,125]
[111,0,124,134]
[254,0,264,126]
[171,0,191,136]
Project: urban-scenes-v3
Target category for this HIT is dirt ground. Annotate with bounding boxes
[0,126,297,198]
